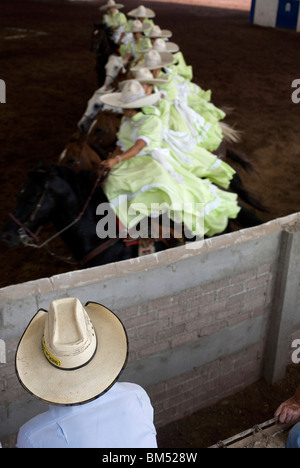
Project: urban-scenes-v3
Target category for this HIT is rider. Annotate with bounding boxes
[119,20,152,68]
[125,5,156,36]
[99,0,127,45]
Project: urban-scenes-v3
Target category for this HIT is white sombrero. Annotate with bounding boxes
[143,38,179,54]
[15,298,128,405]
[149,25,172,39]
[120,68,168,88]
[99,0,124,11]
[131,49,174,72]
[101,80,160,109]
[127,5,156,19]
[130,19,151,33]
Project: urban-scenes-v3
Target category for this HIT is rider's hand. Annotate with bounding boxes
[100,157,119,169]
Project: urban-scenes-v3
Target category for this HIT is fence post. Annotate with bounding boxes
[264,229,300,383]
[0,339,6,364]
[0,80,6,104]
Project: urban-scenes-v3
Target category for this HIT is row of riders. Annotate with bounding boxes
[1,2,266,265]
[1,2,265,266]
[69,0,265,249]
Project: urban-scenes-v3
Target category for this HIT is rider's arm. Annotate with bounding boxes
[101,139,147,169]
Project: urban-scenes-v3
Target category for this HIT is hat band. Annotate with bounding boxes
[121,89,145,104]
[42,336,97,371]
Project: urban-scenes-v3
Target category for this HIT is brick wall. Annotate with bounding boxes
[118,264,273,427]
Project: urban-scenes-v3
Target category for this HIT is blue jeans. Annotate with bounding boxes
[287,422,300,448]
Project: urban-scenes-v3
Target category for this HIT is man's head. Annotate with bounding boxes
[15,298,128,405]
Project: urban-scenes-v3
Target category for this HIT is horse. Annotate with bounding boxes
[90,23,134,89]
[90,23,118,87]
[1,162,140,268]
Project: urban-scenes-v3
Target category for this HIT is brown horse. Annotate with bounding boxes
[59,110,122,172]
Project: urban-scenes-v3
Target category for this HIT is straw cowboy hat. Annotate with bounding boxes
[100,80,160,109]
[130,19,151,34]
[15,298,128,405]
[131,49,174,72]
[99,0,124,11]
[120,68,168,89]
[127,5,156,19]
[148,25,172,39]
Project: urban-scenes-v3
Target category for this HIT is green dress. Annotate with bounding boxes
[102,10,127,29]
[144,100,235,190]
[156,71,224,152]
[103,111,240,238]
[119,35,152,61]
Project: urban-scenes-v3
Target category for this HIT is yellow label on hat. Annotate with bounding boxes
[42,337,62,368]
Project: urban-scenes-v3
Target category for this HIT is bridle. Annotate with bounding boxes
[8,167,111,265]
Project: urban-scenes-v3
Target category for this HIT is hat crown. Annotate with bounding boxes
[135,67,155,81]
[150,25,162,36]
[132,19,143,32]
[43,298,97,370]
[107,0,116,6]
[136,5,147,17]
[121,80,145,104]
[145,49,162,68]
[153,38,167,52]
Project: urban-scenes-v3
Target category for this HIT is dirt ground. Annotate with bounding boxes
[0,0,299,448]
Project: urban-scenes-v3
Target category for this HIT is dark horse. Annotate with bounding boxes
[90,23,119,87]
[1,162,139,268]
[1,159,265,270]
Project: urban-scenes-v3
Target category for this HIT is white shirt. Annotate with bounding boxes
[17,382,157,448]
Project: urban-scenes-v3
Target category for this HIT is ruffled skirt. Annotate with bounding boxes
[103,151,240,238]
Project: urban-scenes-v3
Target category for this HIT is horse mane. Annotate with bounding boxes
[32,162,107,207]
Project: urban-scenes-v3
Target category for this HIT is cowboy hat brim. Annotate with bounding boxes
[131,52,174,72]
[142,42,180,54]
[100,91,161,109]
[15,302,128,405]
[127,7,155,18]
[119,76,168,88]
[99,3,124,10]
[149,29,172,38]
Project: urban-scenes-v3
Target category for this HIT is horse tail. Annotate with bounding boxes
[220,122,242,144]
[230,173,268,213]
[225,147,256,173]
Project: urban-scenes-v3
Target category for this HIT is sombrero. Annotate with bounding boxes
[143,38,179,54]
[120,68,168,88]
[100,80,160,109]
[131,49,174,72]
[127,5,155,19]
[15,298,128,405]
[99,0,124,11]
[130,19,151,34]
[148,25,172,39]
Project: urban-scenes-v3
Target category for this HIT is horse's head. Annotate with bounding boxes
[102,54,126,90]
[90,23,115,54]
[77,88,106,133]
[59,131,104,173]
[1,162,69,247]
